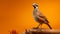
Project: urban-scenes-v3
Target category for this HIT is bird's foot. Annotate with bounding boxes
[33,27,39,29]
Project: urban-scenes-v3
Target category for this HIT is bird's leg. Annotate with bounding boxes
[33,24,40,29]
[40,24,42,29]
[39,24,42,31]
[36,24,40,28]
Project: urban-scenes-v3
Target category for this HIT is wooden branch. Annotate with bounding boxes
[23,28,60,34]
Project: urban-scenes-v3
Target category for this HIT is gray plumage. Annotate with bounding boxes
[32,3,52,29]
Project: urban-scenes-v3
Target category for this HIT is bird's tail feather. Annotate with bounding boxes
[47,24,52,29]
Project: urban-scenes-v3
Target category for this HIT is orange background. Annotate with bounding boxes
[0,0,60,34]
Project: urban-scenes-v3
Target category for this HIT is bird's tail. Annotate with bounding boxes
[46,23,52,29]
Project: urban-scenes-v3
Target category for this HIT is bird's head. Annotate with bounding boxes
[32,3,38,8]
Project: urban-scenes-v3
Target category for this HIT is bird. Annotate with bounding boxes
[32,3,52,29]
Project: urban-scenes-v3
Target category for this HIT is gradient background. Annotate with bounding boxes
[0,0,60,34]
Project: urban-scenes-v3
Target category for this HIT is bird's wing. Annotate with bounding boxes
[36,11,49,23]
[37,11,47,19]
